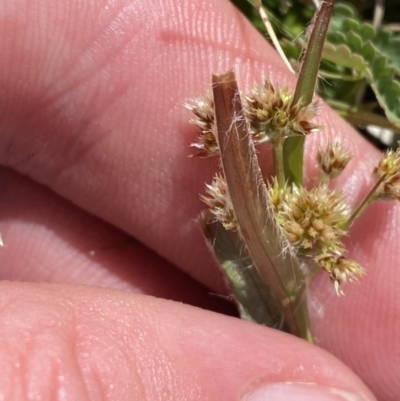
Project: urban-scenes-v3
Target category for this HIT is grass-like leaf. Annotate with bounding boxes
[199,210,287,329]
[212,69,312,341]
[283,0,334,186]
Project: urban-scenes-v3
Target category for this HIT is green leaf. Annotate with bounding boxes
[374,31,400,75]
[325,17,400,127]
[322,42,368,73]
[283,0,334,186]
[328,2,359,37]
[199,211,287,329]
[369,56,400,127]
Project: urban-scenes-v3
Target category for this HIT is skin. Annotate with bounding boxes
[0,0,398,399]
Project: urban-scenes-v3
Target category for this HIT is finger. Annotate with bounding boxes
[0,1,398,398]
[0,167,234,314]
[0,281,376,401]
[309,197,400,401]
[0,0,381,291]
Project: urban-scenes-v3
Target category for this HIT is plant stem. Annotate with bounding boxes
[283,0,335,186]
[272,138,285,187]
[345,177,383,229]
[292,0,335,106]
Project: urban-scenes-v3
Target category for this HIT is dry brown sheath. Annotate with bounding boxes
[212,69,311,341]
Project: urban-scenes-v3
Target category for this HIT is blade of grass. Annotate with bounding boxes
[212,68,312,341]
[283,0,335,186]
[199,210,288,329]
[253,0,295,74]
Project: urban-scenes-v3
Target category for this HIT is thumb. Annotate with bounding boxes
[0,281,376,401]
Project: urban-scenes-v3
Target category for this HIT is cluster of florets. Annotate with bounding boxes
[184,93,218,157]
[268,178,364,294]
[201,174,237,231]
[186,76,399,296]
[269,180,349,252]
[374,148,400,200]
[185,78,319,157]
[243,78,320,142]
[317,140,352,183]
[314,253,365,295]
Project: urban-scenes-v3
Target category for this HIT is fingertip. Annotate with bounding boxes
[0,282,376,401]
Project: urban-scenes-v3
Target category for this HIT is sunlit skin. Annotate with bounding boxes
[0,1,399,400]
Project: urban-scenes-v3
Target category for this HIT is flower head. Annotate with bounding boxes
[244,77,320,143]
[185,94,218,157]
[315,253,365,295]
[269,181,350,253]
[373,148,400,200]
[201,174,237,231]
[317,140,352,182]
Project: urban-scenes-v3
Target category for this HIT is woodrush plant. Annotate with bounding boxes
[186,0,400,342]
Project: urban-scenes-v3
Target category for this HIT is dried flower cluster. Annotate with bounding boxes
[186,78,319,157]
[315,254,365,295]
[201,174,237,231]
[268,179,364,294]
[317,140,352,183]
[269,181,349,252]
[374,148,400,200]
[185,93,217,157]
[187,75,400,296]
[243,78,320,142]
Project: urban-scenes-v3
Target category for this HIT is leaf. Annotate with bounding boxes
[212,68,312,341]
[280,38,302,60]
[369,56,400,127]
[374,31,400,75]
[283,0,334,186]
[199,211,287,329]
[325,18,400,127]
[322,42,368,73]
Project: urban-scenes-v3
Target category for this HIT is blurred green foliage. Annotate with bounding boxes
[231,0,400,145]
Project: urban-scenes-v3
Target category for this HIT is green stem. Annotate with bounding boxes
[272,138,285,187]
[345,177,383,229]
[283,0,335,186]
[292,0,334,106]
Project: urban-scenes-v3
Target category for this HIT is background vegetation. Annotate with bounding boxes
[231,0,400,149]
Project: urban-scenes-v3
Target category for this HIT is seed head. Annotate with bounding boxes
[244,77,320,143]
[201,174,237,231]
[317,140,352,181]
[269,181,350,253]
[315,253,365,295]
[185,94,218,157]
[373,148,400,200]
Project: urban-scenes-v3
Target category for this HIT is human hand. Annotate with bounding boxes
[0,1,397,400]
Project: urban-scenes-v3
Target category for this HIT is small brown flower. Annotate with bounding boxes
[317,140,352,181]
[373,148,400,200]
[201,174,237,231]
[244,77,320,143]
[315,253,365,295]
[185,94,218,157]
